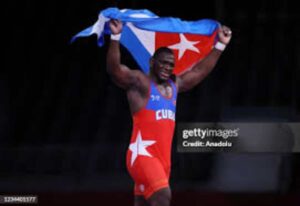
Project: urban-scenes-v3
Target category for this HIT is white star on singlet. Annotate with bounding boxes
[168,34,201,60]
[129,131,156,166]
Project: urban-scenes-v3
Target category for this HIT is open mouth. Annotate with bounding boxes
[160,71,169,79]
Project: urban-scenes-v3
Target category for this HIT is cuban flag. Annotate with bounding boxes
[72,7,220,75]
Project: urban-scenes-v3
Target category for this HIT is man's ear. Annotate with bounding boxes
[150,57,154,68]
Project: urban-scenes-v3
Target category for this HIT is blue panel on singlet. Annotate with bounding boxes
[145,80,177,112]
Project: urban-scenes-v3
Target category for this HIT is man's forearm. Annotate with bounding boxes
[187,48,223,87]
[193,48,222,74]
[106,40,121,75]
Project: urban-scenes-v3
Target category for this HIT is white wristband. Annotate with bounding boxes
[214,41,226,51]
[111,33,121,41]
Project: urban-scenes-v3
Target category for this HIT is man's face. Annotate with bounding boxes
[152,52,175,81]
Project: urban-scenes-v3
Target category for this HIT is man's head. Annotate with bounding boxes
[150,47,175,82]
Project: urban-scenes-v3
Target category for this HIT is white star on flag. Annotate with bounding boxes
[168,34,201,60]
[129,131,156,166]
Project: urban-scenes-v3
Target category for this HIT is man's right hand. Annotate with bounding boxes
[109,19,123,34]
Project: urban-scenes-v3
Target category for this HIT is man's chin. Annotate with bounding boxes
[158,77,169,82]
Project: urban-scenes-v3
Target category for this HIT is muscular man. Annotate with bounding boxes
[107,19,232,206]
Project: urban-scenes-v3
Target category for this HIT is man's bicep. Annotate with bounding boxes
[177,70,197,92]
[109,64,133,88]
[177,66,209,93]
[111,65,145,89]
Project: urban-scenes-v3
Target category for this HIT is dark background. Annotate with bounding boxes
[2,0,300,205]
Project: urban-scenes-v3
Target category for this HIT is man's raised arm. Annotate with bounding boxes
[106,19,144,90]
[176,25,232,92]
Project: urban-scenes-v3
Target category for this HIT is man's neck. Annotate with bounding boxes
[149,73,168,85]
